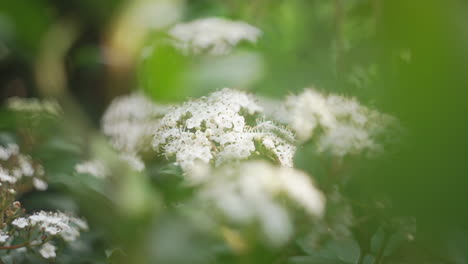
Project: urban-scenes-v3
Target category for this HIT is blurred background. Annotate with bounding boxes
[2,0,468,263]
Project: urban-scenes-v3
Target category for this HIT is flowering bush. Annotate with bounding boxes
[0,144,87,261]
[4,0,465,263]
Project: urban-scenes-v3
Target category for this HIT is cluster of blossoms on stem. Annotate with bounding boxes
[0,143,87,259]
[0,144,47,191]
[100,84,399,246]
[152,88,296,173]
[191,160,324,246]
[12,211,88,241]
[169,17,261,55]
[264,88,399,157]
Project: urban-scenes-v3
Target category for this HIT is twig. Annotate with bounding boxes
[0,243,30,250]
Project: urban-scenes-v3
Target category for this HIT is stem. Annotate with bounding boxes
[372,0,381,34]
[0,235,49,250]
[333,0,345,74]
[0,243,30,250]
[374,231,391,264]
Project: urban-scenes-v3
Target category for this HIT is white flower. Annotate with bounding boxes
[33,178,48,191]
[60,216,88,242]
[0,147,9,160]
[29,211,70,235]
[0,144,19,160]
[169,17,261,55]
[0,232,9,243]
[18,156,34,177]
[25,211,87,242]
[75,160,109,179]
[75,154,145,179]
[12,217,29,228]
[70,217,89,231]
[0,169,17,184]
[39,242,56,259]
[152,88,295,172]
[7,97,61,115]
[102,93,168,153]
[194,161,325,246]
[119,153,145,172]
[0,146,45,186]
[60,226,80,242]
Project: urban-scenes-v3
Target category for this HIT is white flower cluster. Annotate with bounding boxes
[0,143,88,259]
[11,211,88,242]
[1,207,88,259]
[152,88,296,172]
[269,88,398,156]
[0,144,47,190]
[6,97,61,116]
[193,161,325,246]
[169,17,261,55]
[75,152,145,179]
[0,231,9,243]
[102,93,169,153]
[74,160,109,179]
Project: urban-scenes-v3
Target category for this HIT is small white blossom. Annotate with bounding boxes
[12,217,29,228]
[119,153,145,172]
[18,156,34,177]
[33,178,48,191]
[60,216,88,242]
[75,160,109,179]
[60,226,80,242]
[29,211,70,235]
[7,97,61,116]
[75,153,145,179]
[0,144,19,160]
[169,17,261,55]
[0,169,17,184]
[70,217,89,231]
[102,93,168,153]
[0,232,9,243]
[39,242,56,259]
[0,145,48,187]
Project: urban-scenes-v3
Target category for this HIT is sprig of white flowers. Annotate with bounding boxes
[0,144,87,260]
[0,144,47,190]
[169,17,261,55]
[263,88,399,156]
